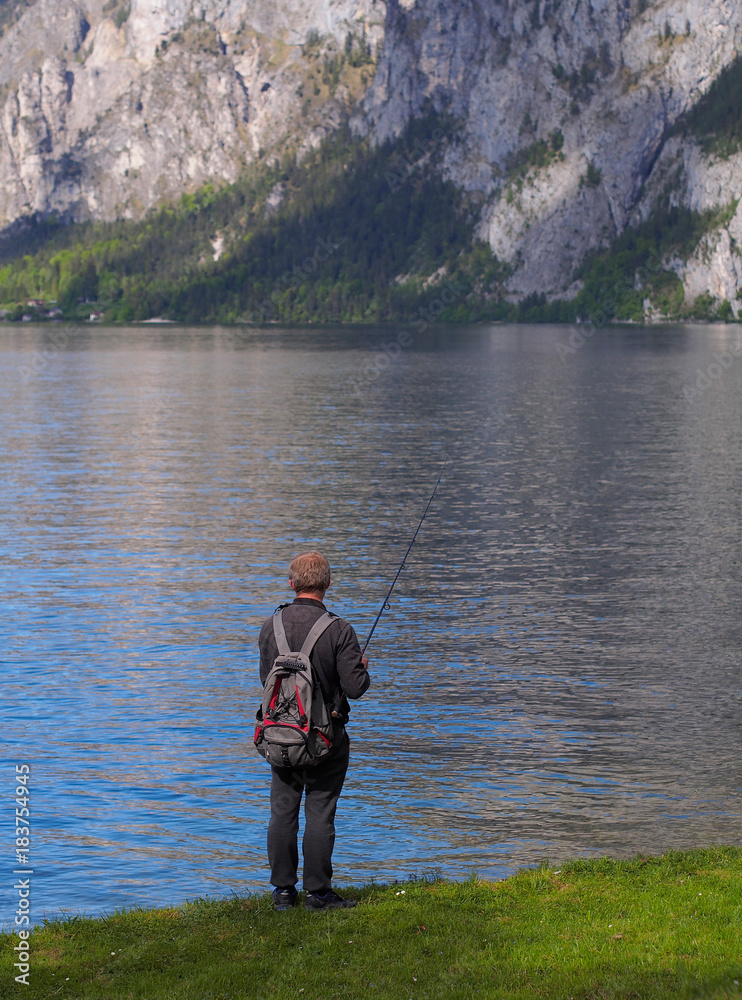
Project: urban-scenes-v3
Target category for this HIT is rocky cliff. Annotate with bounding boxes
[358,0,742,309]
[2,0,742,309]
[0,0,385,225]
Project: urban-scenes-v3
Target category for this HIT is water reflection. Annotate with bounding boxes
[1,323,740,923]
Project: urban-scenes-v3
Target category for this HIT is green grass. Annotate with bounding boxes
[2,848,741,999]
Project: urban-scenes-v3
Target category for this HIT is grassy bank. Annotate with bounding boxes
[2,848,741,999]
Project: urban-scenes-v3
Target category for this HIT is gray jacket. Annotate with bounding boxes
[259,597,370,722]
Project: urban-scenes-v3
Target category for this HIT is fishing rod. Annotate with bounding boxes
[362,460,448,653]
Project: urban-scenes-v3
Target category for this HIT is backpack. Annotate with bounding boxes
[254,609,337,768]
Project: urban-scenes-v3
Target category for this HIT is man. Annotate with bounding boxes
[258,550,370,911]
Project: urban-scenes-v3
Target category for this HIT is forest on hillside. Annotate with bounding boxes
[3,50,742,327]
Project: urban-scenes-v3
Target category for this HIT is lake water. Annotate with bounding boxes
[1,322,741,925]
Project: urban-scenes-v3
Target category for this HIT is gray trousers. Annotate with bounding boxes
[268,731,350,893]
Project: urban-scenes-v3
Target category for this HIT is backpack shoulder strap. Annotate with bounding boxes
[272,609,290,655]
[272,609,337,658]
[299,611,337,658]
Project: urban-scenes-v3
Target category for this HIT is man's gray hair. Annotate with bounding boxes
[289,551,331,594]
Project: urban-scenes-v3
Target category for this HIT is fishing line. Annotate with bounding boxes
[362,459,448,653]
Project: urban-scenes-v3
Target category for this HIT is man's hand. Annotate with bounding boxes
[361,655,369,671]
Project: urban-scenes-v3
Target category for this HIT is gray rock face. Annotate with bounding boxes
[1,0,741,307]
[359,0,742,304]
[0,0,386,226]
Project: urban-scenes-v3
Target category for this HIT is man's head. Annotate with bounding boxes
[288,551,331,598]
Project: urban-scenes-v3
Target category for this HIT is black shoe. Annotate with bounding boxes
[304,889,357,910]
[272,887,298,911]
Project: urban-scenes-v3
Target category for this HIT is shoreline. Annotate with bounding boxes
[1,317,741,330]
[3,847,741,999]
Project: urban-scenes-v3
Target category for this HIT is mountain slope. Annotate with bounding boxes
[358,0,742,309]
[0,114,513,323]
[0,0,385,226]
[2,0,742,317]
